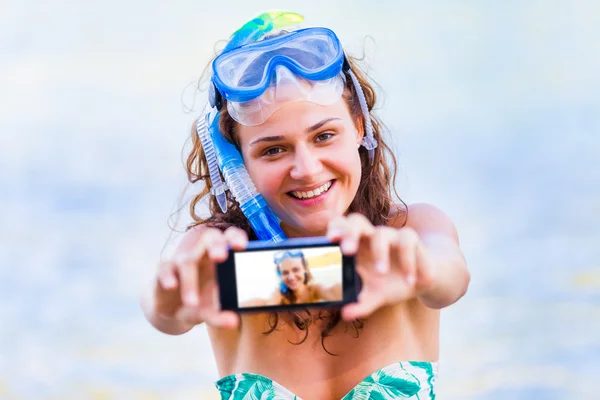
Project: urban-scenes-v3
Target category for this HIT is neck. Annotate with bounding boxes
[280,222,326,238]
[292,285,310,302]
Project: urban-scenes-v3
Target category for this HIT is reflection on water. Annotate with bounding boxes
[2,1,599,399]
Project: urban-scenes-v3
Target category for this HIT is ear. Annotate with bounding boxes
[355,120,364,143]
[354,118,364,148]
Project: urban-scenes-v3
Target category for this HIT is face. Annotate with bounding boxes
[279,257,306,291]
[237,96,363,237]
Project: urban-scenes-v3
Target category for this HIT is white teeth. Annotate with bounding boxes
[291,181,332,199]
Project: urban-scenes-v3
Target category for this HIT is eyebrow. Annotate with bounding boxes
[248,117,342,147]
[249,135,285,146]
[306,117,341,133]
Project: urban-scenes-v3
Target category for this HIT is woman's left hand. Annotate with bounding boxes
[327,213,435,321]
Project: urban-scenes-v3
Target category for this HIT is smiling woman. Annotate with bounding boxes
[141,10,470,400]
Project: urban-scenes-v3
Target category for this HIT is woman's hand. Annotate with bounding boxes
[327,213,435,321]
[141,226,248,334]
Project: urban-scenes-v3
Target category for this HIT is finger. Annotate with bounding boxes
[341,213,376,255]
[394,228,419,286]
[341,291,385,321]
[223,226,249,251]
[175,306,204,326]
[326,215,348,241]
[180,229,226,307]
[414,242,434,289]
[204,309,240,329]
[157,260,178,290]
[177,252,202,307]
[371,228,394,274]
[201,229,229,262]
[188,227,223,260]
[201,281,239,329]
[172,228,221,306]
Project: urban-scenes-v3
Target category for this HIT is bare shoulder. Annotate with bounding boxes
[242,290,282,307]
[389,203,459,244]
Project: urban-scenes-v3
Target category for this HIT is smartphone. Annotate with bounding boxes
[217,236,358,313]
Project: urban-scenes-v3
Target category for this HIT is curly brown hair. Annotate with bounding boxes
[183,53,406,353]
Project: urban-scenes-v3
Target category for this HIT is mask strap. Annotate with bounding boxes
[346,69,378,165]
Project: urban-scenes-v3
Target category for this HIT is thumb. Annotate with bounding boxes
[341,291,383,321]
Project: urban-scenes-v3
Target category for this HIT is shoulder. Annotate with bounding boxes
[389,203,459,244]
[309,283,324,297]
[242,290,281,307]
[268,290,283,305]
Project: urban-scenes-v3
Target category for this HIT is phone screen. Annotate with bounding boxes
[218,238,357,312]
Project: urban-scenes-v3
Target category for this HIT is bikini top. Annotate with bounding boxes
[216,361,437,399]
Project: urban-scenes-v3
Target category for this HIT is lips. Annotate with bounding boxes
[288,180,334,200]
[286,280,299,289]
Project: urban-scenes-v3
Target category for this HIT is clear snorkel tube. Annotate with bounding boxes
[195,105,228,214]
[195,102,286,242]
[191,11,304,242]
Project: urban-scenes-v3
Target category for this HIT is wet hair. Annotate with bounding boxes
[183,40,407,353]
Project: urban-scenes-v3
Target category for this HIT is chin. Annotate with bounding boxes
[288,215,336,236]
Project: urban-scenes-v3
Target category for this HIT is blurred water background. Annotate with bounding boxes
[1,0,599,399]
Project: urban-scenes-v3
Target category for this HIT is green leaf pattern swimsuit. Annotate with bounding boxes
[216,361,437,399]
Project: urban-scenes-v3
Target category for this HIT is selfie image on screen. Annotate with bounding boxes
[234,246,344,308]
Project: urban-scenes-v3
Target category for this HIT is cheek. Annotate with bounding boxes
[329,139,362,178]
[245,159,283,197]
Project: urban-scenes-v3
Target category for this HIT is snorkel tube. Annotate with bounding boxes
[205,108,286,242]
[192,12,304,242]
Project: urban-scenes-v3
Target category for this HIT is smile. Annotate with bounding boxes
[289,181,333,199]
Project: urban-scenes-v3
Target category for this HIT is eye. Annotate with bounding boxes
[315,132,334,143]
[263,146,284,156]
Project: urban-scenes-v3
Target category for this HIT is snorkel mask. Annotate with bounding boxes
[196,11,378,242]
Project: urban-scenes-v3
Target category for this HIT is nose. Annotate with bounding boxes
[290,145,323,180]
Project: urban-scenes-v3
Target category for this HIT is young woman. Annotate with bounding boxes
[142,11,470,399]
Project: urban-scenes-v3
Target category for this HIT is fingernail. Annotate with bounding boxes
[342,239,356,253]
[185,292,198,306]
[375,262,387,274]
[163,276,176,288]
[328,228,342,238]
[209,246,227,258]
[406,274,416,286]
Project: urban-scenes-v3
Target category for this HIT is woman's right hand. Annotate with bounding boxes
[142,226,248,334]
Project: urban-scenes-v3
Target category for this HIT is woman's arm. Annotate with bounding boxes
[402,203,470,309]
[240,290,281,307]
[325,205,470,320]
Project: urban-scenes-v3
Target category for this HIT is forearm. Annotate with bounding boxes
[141,281,197,335]
[417,238,470,309]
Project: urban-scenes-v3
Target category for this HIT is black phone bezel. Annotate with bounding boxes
[217,237,358,313]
